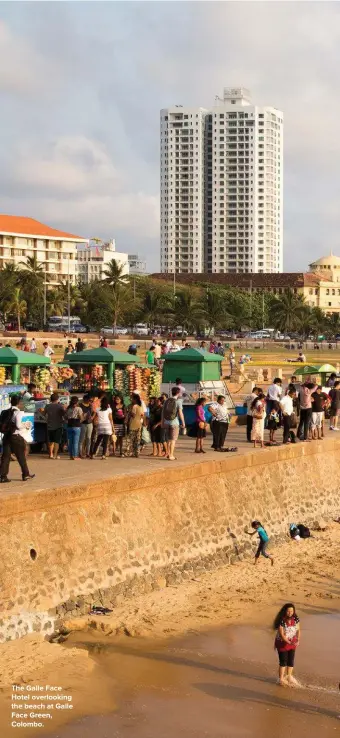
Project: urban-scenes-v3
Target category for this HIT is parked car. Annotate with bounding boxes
[71,323,87,333]
[101,326,114,335]
[115,326,128,335]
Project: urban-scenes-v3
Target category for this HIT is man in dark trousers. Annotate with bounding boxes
[0,395,35,483]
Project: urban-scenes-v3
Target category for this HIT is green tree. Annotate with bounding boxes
[326,312,340,339]
[139,290,170,330]
[102,260,129,293]
[0,264,20,319]
[5,287,27,332]
[170,290,204,333]
[19,255,46,326]
[269,291,306,333]
[203,290,229,334]
[19,254,45,278]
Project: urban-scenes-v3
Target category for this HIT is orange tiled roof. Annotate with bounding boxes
[0,215,86,241]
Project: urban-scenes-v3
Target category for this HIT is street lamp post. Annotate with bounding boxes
[67,258,71,333]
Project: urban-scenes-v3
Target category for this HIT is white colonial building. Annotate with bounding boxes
[0,214,87,284]
[76,239,129,283]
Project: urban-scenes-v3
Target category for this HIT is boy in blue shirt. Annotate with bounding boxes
[245,520,274,566]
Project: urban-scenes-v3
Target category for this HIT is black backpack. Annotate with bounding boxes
[0,408,15,436]
[297,523,311,539]
[163,397,177,421]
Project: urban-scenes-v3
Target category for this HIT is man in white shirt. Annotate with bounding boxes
[43,342,54,359]
[267,378,282,415]
[30,337,37,353]
[0,395,35,482]
[280,388,296,444]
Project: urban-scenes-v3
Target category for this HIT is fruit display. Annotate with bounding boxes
[0,367,6,385]
[114,368,124,393]
[33,367,52,392]
[50,365,74,384]
[71,364,109,392]
[114,365,161,402]
[148,367,161,397]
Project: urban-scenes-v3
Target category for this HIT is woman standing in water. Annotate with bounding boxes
[274,603,300,687]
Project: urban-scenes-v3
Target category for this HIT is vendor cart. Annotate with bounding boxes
[162,348,234,427]
[66,347,161,402]
[0,346,51,386]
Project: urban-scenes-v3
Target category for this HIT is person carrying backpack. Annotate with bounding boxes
[0,395,35,483]
[161,387,186,461]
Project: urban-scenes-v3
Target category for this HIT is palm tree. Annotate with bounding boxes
[102,260,129,292]
[108,285,135,334]
[269,291,306,334]
[46,288,67,318]
[170,290,204,333]
[203,290,229,334]
[19,254,45,277]
[0,264,20,318]
[326,312,340,339]
[18,255,46,326]
[140,290,170,330]
[5,287,27,333]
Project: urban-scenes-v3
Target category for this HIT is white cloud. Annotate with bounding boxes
[2,2,340,270]
[3,135,159,242]
[0,20,59,96]
[15,136,121,195]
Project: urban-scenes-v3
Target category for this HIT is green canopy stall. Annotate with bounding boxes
[66,347,161,399]
[296,363,337,386]
[162,349,233,425]
[163,348,223,383]
[67,347,138,391]
[0,346,51,385]
[296,365,319,377]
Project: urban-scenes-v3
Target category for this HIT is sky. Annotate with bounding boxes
[1,1,340,272]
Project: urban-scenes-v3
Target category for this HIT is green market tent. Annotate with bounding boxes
[67,347,139,388]
[314,364,337,374]
[297,363,338,385]
[296,365,319,376]
[0,346,51,383]
[67,347,138,365]
[163,348,223,383]
[0,347,50,365]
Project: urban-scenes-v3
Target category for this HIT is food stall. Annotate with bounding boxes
[66,347,161,403]
[162,348,234,426]
[0,347,51,387]
[296,363,338,386]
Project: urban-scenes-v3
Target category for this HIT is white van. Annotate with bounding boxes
[135,323,149,336]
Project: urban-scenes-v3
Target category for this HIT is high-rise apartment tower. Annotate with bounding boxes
[160,88,283,274]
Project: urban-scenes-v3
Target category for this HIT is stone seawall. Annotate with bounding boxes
[1,439,340,642]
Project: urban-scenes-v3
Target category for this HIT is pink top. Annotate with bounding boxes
[196,405,205,422]
[300,384,317,410]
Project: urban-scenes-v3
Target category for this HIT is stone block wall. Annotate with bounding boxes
[0,438,339,642]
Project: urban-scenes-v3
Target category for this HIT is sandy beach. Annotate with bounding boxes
[1,522,340,737]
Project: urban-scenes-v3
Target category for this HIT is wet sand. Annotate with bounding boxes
[40,608,340,738]
[2,526,340,738]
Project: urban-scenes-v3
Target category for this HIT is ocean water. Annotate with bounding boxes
[40,604,340,738]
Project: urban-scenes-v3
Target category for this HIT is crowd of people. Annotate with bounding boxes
[245,374,340,448]
[0,374,235,482]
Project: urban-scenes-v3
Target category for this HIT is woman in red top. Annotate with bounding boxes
[274,602,300,686]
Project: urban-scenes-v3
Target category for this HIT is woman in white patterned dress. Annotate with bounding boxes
[251,392,266,448]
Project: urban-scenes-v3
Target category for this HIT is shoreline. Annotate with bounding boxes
[1,524,340,736]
